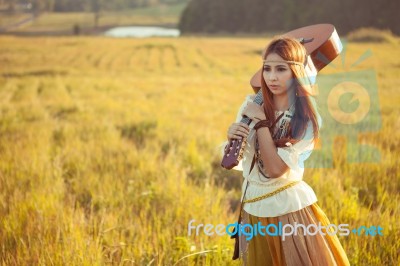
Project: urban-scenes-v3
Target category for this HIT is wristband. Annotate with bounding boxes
[253,119,272,131]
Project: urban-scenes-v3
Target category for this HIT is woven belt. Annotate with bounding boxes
[243,181,300,203]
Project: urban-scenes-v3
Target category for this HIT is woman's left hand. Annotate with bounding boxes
[241,102,266,122]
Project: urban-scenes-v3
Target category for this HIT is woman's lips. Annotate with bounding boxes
[269,85,279,89]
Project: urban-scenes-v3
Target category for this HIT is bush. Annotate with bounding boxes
[347,27,398,43]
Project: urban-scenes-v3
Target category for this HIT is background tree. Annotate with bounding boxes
[91,0,102,28]
[179,0,400,35]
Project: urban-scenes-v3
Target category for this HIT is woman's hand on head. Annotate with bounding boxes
[241,102,266,122]
[227,122,250,141]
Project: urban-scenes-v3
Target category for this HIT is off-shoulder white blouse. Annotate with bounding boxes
[231,94,319,217]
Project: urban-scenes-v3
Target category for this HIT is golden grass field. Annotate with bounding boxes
[0,35,399,265]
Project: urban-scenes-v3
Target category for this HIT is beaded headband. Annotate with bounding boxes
[263,60,304,66]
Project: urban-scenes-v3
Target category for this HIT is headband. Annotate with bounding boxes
[263,60,304,66]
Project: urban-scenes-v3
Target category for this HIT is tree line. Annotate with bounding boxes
[1,0,188,12]
[179,0,399,35]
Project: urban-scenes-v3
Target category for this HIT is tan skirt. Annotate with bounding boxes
[239,203,350,266]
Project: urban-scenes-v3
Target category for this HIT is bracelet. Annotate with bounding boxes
[253,119,272,131]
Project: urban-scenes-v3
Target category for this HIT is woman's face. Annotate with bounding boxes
[263,53,294,96]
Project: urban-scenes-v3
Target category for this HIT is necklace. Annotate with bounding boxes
[274,101,296,114]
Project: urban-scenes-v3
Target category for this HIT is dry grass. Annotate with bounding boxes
[0,36,399,265]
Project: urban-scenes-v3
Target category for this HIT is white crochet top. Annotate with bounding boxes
[232,94,319,217]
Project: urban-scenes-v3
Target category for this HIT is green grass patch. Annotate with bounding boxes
[4,3,186,34]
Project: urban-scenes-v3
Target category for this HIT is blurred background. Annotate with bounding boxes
[0,0,399,37]
[0,0,399,265]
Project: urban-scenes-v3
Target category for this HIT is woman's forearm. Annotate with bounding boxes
[256,127,289,178]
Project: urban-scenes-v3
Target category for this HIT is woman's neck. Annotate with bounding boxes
[273,89,296,111]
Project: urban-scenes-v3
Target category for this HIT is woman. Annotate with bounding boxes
[226,37,350,265]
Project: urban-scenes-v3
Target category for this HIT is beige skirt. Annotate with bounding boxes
[239,203,350,266]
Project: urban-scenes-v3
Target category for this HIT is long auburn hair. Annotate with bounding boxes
[261,36,320,147]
